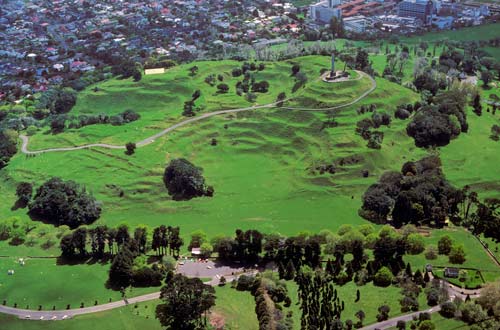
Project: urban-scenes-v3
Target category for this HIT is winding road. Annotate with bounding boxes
[19,72,376,155]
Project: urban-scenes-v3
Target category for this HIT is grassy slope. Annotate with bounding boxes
[0,41,499,318]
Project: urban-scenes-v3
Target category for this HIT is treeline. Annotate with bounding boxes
[0,129,18,169]
[234,272,293,330]
[60,224,182,260]
[67,109,140,129]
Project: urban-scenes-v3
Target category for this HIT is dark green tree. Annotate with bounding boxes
[155,274,215,330]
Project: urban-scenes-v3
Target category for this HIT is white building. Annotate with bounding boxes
[343,15,367,33]
[310,1,342,24]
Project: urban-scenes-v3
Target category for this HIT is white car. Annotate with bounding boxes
[39,316,44,320]
[62,315,68,320]
[25,315,31,319]
[51,316,57,320]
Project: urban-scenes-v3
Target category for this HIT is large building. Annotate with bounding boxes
[310,0,342,24]
[398,0,434,23]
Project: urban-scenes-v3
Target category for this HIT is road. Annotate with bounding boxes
[19,72,376,155]
[0,271,253,321]
[360,273,481,330]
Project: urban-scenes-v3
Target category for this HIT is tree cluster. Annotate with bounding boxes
[407,89,468,148]
[360,156,460,227]
[0,129,18,169]
[29,177,101,228]
[163,158,214,200]
[155,274,215,330]
[36,88,77,115]
[355,110,391,149]
[67,109,140,129]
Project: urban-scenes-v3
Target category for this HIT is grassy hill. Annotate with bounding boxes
[0,43,499,329]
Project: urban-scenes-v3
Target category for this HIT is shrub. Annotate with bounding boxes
[373,267,393,287]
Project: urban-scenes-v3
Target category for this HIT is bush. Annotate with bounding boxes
[424,245,438,260]
[405,234,425,255]
[373,266,393,287]
[438,235,453,255]
[440,301,457,318]
[448,244,466,264]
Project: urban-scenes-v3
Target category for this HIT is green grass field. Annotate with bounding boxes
[0,300,162,330]
[0,34,499,327]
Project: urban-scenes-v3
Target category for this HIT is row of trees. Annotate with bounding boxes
[60,224,183,260]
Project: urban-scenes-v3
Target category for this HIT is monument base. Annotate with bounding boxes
[321,70,351,83]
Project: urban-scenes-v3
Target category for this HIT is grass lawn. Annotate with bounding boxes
[212,286,258,330]
[285,280,422,327]
[0,257,158,310]
[0,300,162,330]
[404,227,500,283]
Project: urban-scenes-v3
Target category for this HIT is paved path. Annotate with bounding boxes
[0,271,254,321]
[19,71,376,155]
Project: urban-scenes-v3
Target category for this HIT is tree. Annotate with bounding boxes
[125,142,136,155]
[425,245,438,260]
[276,92,286,107]
[480,70,492,87]
[472,94,482,116]
[200,242,213,259]
[460,302,487,325]
[376,305,391,321]
[216,83,229,93]
[163,158,213,200]
[418,320,435,330]
[355,310,366,327]
[477,281,500,318]
[29,177,101,228]
[132,70,142,82]
[374,266,393,287]
[284,259,296,280]
[405,234,425,255]
[108,245,134,288]
[355,49,370,70]
[15,182,33,207]
[438,235,453,255]
[448,244,466,264]
[440,301,457,318]
[0,129,18,169]
[155,274,215,330]
[329,16,344,37]
[291,64,300,76]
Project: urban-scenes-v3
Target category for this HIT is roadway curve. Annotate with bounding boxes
[19,72,376,155]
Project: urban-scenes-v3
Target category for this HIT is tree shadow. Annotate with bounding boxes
[56,255,112,266]
[10,199,27,211]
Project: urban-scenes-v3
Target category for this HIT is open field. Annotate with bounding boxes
[0,257,158,310]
